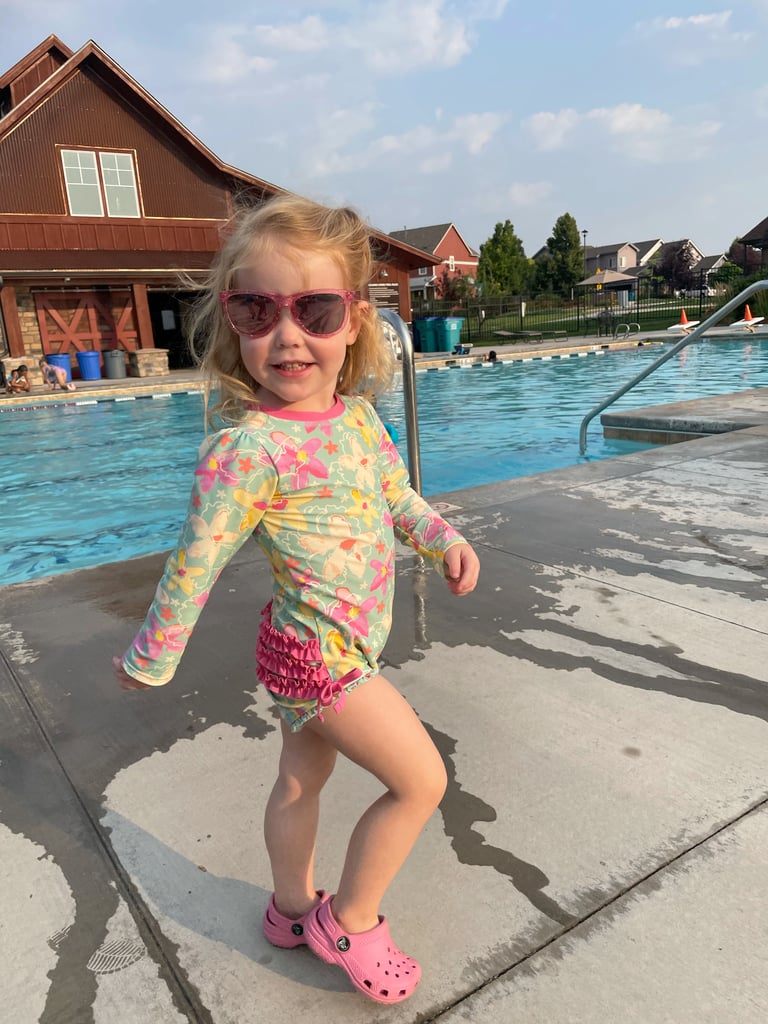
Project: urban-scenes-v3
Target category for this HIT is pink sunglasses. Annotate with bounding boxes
[219,289,359,338]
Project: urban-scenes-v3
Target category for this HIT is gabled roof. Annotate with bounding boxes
[586,241,639,257]
[633,239,663,262]
[739,216,768,246]
[0,37,285,196]
[389,224,451,254]
[0,34,73,100]
[0,36,435,271]
[691,254,726,273]
[655,239,705,261]
[389,223,478,258]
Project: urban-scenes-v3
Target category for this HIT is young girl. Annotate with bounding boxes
[113,194,480,1005]
[39,357,76,391]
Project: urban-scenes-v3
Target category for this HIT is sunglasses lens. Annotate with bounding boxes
[226,294,277,335]
[294,293,347,335]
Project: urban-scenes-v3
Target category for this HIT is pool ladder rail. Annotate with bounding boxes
[579,279,768,453]
[378,308,422,495]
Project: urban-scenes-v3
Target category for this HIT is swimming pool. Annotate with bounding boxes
[1,338,765,584]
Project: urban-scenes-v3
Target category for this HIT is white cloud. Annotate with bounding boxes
[309,110,505,176]
[346,1,471,72]
[656,12,734,31]
[197,30,275,83]
[523,109,580,151]
[633,9,753,62]
[453,112,506,153]
[193,0,509,84]
[525,102,721,163]
[246,15,330,51]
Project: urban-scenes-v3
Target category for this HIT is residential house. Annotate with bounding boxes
[388,223,478,301]
[583,242,639,277]
[0,36,435,379]
[686,253,727,295]
[633,239,664,266]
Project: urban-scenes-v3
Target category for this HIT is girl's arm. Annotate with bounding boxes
[118,430,276,686]
[372,407,479,590]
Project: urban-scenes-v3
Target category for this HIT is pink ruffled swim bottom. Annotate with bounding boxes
[255,602,363,730]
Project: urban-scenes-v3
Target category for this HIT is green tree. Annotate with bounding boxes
[709,260,742,289]
[435,268,475,303]
[477,220,530,295]
[659,240,699,291]
[545,213,583,296]
[532,253,556,295]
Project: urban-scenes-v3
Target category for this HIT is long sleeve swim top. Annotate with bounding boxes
[121,394,466,687]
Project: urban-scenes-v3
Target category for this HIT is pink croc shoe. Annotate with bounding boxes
[304,898,421,1004]
[262,890,328,948]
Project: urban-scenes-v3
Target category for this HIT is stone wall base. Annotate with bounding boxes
[128,349,169,377]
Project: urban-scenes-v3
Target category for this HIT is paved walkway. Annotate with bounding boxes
[1,354,767,1022]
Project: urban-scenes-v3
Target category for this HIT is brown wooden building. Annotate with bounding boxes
[0,36,434,380]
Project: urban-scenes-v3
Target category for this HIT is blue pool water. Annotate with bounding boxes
[1,338,765,584]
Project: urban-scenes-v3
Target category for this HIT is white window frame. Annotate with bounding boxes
[99,152,140,217]
[61,148,140,218]
[448,255,455,271]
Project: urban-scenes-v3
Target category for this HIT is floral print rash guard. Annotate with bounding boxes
[122,395,466,725]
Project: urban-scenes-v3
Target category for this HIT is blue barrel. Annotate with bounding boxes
[46,353,73,382]
[76,350,102,381]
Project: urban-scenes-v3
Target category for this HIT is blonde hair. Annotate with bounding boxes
[186,194,394,425]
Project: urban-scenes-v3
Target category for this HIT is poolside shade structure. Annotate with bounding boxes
[577,269,636,286]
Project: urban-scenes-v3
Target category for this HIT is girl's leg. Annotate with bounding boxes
[264,720,337,917]
[306,674,447,933]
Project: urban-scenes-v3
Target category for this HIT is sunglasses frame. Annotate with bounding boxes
[219,288,360,338]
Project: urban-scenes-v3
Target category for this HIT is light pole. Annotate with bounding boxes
[582,228,588,276]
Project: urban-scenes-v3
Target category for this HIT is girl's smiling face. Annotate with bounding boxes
[235,246,360,414]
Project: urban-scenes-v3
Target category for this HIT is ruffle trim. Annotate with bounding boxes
[256,602,361,721]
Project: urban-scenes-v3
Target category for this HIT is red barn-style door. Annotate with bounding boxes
[35,291,138,354]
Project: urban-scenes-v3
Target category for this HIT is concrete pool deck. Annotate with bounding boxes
[1,373,767,1021]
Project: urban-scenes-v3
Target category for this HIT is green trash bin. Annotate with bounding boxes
[412,317,437,353]
[432,317,465,352]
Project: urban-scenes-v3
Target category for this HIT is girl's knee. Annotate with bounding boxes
[423,754,448,809]
[277,733,337,799]
[400,747,446,812]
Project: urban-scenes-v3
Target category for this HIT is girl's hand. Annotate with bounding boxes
[113,655,154,691]
[443,543,480,596]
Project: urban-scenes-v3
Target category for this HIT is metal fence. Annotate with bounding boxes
[410,273,725,346]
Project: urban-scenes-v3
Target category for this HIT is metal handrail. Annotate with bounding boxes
[579,280,768,453]
[378,308,423,494]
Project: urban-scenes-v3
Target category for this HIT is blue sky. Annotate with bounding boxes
[1,0,765,257]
